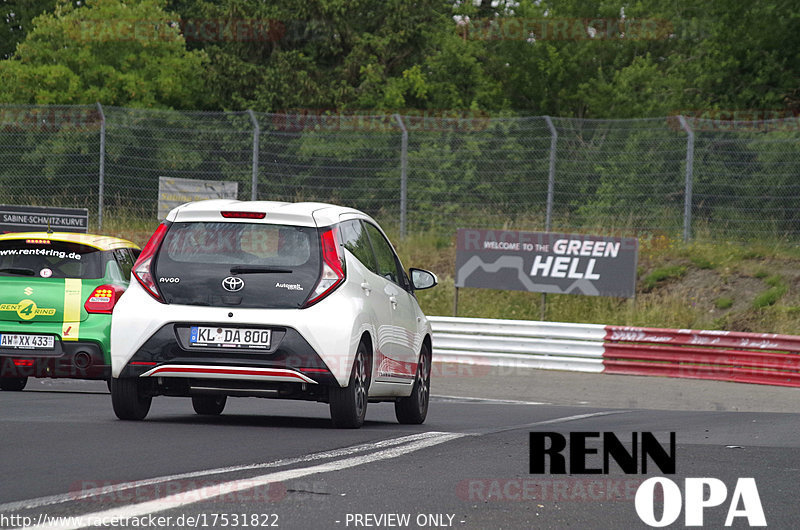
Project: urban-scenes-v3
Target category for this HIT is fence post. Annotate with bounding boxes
[541,116,559,321]
[96,102,105,230]
[543,116,557,232]
[678,116,694,242]
[247,110,260,201]
[393,114,408,238]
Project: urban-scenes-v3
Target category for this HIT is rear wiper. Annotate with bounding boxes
[0,267,35,276]
[229,265,293,275]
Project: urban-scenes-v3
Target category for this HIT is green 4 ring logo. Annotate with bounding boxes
[0,299,57,320]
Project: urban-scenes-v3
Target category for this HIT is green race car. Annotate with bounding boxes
[0,231,140,390]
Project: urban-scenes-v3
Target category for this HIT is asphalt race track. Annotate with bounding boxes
[1,365,799,529]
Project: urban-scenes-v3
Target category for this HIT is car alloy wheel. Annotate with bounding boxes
[395,344,431,425]
[330,341,370,428]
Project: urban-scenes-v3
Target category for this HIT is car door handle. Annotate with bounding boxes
[360,282,372,294]
[389,295,397,308]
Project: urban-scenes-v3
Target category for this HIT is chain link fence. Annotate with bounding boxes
[2,104,800,241]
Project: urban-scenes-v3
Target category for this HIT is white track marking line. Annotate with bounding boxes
[526,410,632,426]
[0,431,445,513]
[16,432,466,530]
[472,410,633,435]
[433,394,549,405]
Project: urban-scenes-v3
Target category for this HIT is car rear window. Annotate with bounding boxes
[162,222,312,266]
[0,239,104,279]
[154,222,320,309]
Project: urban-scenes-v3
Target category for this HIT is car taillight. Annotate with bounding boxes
[304,227,345,307]
[133,221,170,303]
[84,284,125,314]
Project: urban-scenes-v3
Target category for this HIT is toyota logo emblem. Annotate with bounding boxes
[222,276,244,292]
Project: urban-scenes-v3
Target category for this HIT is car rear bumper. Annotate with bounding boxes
[0,340,109,379]
[111,284,366,385]
[116,322,339,387]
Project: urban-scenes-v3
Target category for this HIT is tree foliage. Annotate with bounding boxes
[0,0,62,59]
[2,0,800,241]
[2,0,798,115]
[0,0,207,107]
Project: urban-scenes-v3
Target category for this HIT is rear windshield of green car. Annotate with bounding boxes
[0,240,104,279]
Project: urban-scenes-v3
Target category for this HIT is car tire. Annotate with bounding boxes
[395,344,431,425]
[329,341,370,429]
[0,377,27,391]
[192,394,227,415]
[111,378,151,421]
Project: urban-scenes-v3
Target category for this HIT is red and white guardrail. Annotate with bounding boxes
[429,316,800,387]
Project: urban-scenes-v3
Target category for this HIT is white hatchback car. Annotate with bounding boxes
[110,200,437,428]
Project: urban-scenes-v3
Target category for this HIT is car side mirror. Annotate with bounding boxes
[410,268,437,290]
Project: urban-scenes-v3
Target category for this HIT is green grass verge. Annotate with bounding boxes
[642,265,688,292]
[753,275,788,309]
[715,296,734,310]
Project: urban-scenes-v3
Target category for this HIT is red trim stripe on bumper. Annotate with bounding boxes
[139,365,317,384]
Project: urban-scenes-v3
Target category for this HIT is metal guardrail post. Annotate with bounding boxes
[393,114,408,238]
[678,116,694,243]
[96,102,105,230]
[247,110,260,201]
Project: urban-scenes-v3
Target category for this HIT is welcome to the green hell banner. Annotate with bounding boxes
[455,228,638,298]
